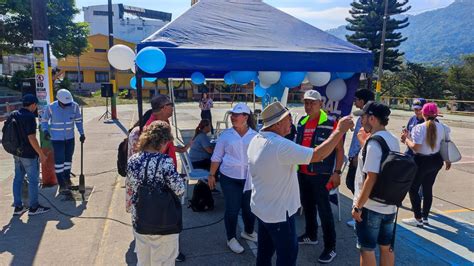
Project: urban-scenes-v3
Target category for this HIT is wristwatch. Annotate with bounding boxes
[334,170,342,175]
[353,206,361,213]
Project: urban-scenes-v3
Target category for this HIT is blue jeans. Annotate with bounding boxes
[52,139,75,186]
[13,156,40,208]
[219,174,255,240]
[355,208,396,251]
[256,214,298,266]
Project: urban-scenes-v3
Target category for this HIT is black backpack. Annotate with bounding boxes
[117,138,128,177]
[2,111,25,156]
[188,180,214,212]
[362,135,418,207]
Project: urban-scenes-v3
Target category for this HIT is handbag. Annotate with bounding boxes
[134,158,182,235]
[439,124,461,163]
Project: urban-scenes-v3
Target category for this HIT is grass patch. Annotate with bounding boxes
[75,94,138,107]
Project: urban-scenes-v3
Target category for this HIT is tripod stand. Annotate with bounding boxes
[98,96,112,121]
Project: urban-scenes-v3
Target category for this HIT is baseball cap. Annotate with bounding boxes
[303,90,322,101]
[412,98,426,110]
[22,94,38,105]
[150,94,172,111]
[421,102,439,117]
[230,102,251,114]
[353,101,391,121]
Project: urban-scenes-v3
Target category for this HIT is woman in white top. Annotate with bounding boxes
[208,103,258,254]
[199,93,214,135]
[400,102,451,227]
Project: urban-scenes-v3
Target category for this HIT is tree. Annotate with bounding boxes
[446,54,474,101]
[0,0,89,60]
[346,0,411,72]
[398,62,446,99]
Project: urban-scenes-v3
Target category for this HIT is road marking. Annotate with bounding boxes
[439,208,474,214]
[453,160,474,165]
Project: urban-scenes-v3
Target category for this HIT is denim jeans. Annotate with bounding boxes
[13,156,39,208]
[219,174,255,240]
[52,139,75,186]
[298,173,336,249]
[256,214,298,266]
[355,208,396,251]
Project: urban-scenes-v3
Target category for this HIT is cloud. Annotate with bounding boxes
[278,6,350,30]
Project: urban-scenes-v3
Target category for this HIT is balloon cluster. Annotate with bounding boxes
[107,45,166,90]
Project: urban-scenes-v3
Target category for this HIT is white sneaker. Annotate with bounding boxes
[402,218,423,228]
[346,219,356,228]
[422,218,430,226]
[240,231,258,242]
[227,238,244,254]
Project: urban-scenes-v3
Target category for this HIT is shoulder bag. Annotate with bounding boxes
[439,123,461,163]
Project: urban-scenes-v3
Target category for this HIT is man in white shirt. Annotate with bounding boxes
[248,102,354,266]
[351,101,399,266]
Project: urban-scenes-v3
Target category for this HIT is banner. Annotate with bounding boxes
[33,40,53,119]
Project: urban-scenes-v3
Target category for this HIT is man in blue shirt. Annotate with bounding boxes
[404,98,426,155]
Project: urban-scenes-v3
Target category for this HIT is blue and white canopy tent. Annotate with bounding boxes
[116,0,373,128]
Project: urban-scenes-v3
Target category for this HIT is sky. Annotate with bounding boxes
[75,0,455,30]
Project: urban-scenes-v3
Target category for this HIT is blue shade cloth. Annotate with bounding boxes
[137,0,373,78]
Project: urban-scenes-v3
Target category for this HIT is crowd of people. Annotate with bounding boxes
[4,88,453,266]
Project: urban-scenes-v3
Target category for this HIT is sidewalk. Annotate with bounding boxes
[0,103,472,265]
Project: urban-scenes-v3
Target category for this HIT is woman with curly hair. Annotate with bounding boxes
[126,121,185,266]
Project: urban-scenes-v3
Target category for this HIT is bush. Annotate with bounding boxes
[8,65,35,91]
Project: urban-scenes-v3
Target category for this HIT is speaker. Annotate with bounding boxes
[101,83,113,97]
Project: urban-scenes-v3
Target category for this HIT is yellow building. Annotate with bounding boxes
[58,34,160,97]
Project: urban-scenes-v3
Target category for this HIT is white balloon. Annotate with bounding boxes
[307,72,331,87]
[258,71,281,85]
[107,44,135,71]
[325,79,347,101]
[302,75,309,84]
[259,82,271,89]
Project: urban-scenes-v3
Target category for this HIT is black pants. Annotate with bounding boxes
[409,153,443,219]
[200,110,214,134]
[345,157,357,194]
[298,173,336,250]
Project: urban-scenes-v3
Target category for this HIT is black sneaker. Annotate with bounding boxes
[59,185,71,195]
[175,252,185,262]
[28,205,51,216]
[297,234,318,245]
[13,206,27,216]
[318,249,337,264]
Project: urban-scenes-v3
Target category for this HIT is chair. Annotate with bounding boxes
[215,111,231,136]
[179,152,209,204]
[329,155,350,222]
[290,112,299,124]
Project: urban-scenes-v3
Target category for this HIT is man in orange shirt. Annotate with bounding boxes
[295,90,344,264]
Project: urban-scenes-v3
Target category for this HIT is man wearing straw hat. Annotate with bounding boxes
[247,101,354,266]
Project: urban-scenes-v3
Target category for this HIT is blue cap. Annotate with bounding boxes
[412,98,426,110]
[22,94,39,105]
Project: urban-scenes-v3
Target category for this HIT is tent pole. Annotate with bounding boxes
[169,78,179,140]
[136,70,143,132]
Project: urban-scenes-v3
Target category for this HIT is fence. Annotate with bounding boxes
[380,96,474,116]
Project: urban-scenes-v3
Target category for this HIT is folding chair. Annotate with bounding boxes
[215,111,231,136]
[329,155,350,222]
[179,152,209,204]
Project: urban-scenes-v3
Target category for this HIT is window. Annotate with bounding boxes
[65,71,84,82]
[93,10,113,16]
[137,26,143,30]
[95,72,109,83]
[94,48,107,53]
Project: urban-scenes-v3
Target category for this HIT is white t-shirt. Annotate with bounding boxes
[248,131,313,223]
[211,127,257,180]
[353,130,400,214]
[411,121,448,155]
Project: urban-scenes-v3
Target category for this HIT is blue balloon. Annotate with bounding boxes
[279,72,306,88]
[144,77,157,82]
[336,72,354,79]
[231,71,256,85]
[136,47,166,74]
[266,82,285,96]
[130,76,144,90]
[254,85,266,98]
[224,72,234,85]
[191,72,205,85]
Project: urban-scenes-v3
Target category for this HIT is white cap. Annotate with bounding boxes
[303,90,322,101]
[230,103,251,114]
[57,89,73,104]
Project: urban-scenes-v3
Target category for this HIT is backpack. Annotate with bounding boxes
[117,138,128,177]
[188,180,214,212]
[362,135,418,207]
[2,111,25,156]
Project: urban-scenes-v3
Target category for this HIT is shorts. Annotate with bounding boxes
[355,208,396,251]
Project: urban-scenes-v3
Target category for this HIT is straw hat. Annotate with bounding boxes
[261,101,290,130]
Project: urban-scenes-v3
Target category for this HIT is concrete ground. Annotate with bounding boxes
[0,102,473,265]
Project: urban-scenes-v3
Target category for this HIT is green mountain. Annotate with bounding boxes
[326,0,474,65]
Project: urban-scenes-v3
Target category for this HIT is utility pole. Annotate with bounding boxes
[376,0,389,102]
[31,0,57,185]
[108,0,118,119]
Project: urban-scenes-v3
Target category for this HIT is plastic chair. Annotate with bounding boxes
[215,111,231,136]
[179,152,209,204]
[329,155,350,222]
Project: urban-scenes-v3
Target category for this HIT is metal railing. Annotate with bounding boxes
[380,96,474,115]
